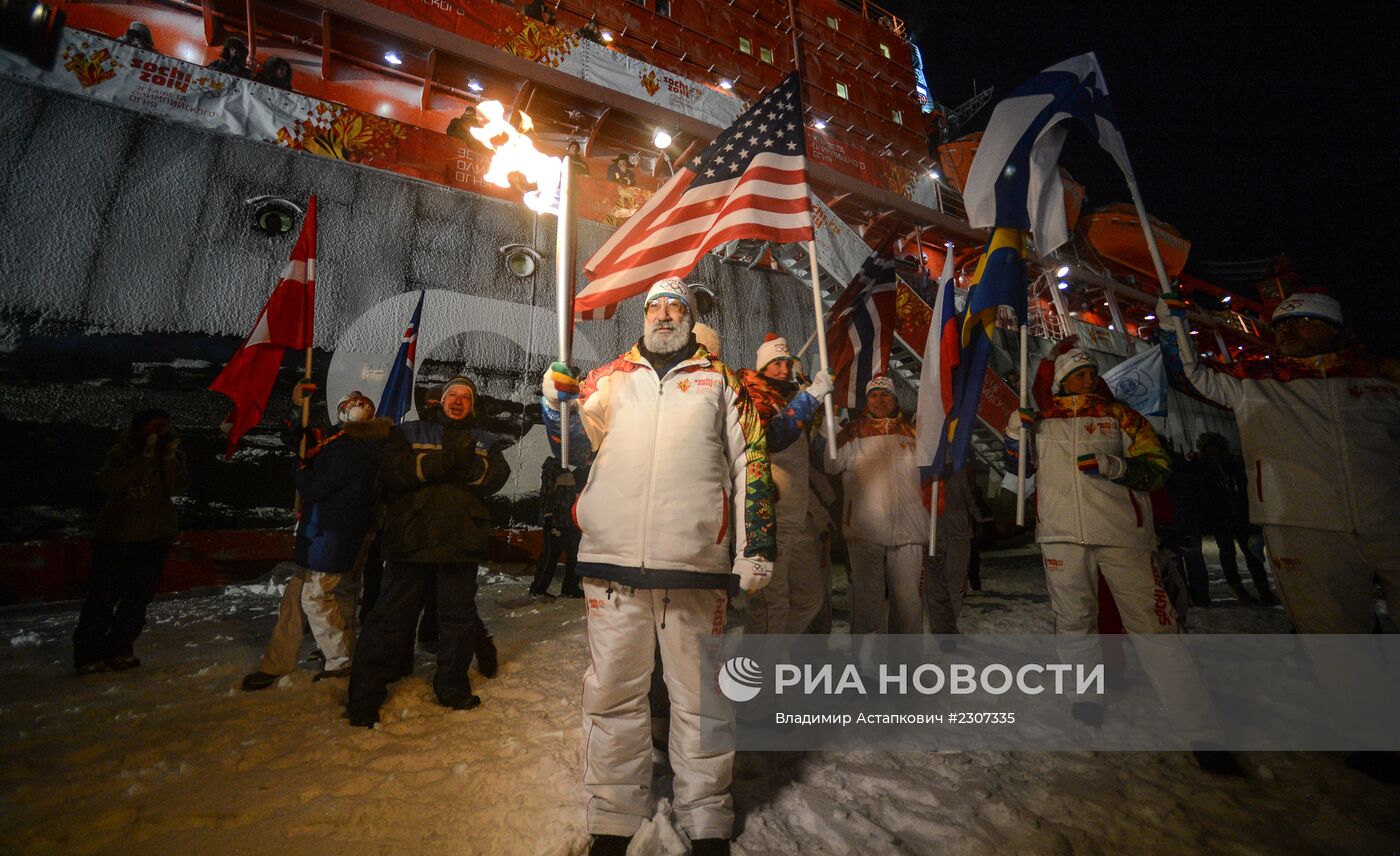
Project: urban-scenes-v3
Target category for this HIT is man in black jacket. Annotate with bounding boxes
[345,376,510,727]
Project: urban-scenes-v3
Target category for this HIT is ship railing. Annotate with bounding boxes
[834,0,909,38]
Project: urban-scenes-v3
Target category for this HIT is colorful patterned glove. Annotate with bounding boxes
[1077,453,1126,480]
[541,361,579,410]
[1159,291,1187,318]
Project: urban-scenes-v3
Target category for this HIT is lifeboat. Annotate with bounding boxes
[1079,203,1191,286]
[935,132,980,193]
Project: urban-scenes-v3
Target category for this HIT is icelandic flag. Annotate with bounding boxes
[934,227,1029,474]
[915,245,960,480]
[964,52,1132,257]
[826,254,898,410]
[379,290,424,424]
[1102,345,1168,417]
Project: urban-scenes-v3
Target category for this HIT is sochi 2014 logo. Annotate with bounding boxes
[717,657,763,702]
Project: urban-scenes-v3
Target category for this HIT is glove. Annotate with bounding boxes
[733,556,773,593]
[1077,453,1126,480]
[1004,407,1035,439]
[453,440,488,482]
[291,381,317,407]
[1157,292,1187,320]
[804,369,835,401]
[541,362,579,410]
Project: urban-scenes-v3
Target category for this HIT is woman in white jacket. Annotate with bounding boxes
[825,376,927,633]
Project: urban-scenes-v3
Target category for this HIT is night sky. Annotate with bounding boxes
[887,1,1398,354]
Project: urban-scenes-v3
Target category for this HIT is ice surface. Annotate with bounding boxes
[0,553,1396,855]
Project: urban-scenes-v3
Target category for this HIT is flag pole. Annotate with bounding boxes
[556,153,578,468]
[805,241,839,459]
[1015,324,1029,526]
[927,479,939,558]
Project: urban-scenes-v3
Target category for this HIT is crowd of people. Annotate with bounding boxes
[68,277,1399,854]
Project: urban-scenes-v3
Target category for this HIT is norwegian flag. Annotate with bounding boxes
[826,254,898,410]
[379,289,424,424]
[209,195,317,457]
[576,73,813,317]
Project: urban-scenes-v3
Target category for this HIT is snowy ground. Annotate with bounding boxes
[2,550,1398,856]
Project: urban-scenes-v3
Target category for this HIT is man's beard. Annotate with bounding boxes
[643,316,694,354]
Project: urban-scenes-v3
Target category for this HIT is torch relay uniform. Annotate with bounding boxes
[1019,355,1220,740]
[346,401,509,724]
[1159,302,1400,632]
[826,410,928,634]
[542,340,776,842]
[738,366,824,635]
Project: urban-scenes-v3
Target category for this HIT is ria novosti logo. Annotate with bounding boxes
[718,657,763,702]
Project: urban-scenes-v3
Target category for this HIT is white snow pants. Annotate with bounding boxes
[1040,543,1220,742]
[845,532,924,634]
[784,518,829,634]
[301,570,357,671]
[582,580,733,840]
[1263,526,1400,633]
[749,520,822,635]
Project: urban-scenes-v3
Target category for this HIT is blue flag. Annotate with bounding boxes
[933,227,1028,474]
[379,290,424,424]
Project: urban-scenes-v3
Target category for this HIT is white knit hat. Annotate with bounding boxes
[865,375,895,395]
[694,322,721,357]
[644,277,692,309]
[755,333,794,370]
[1053,348,1097,390]
[1271,293,1343,327]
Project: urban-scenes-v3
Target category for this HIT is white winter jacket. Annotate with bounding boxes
[1170,329,1400,536]
[558,345,775,576]
[1025,393,1171,549]
[826,415,927,547]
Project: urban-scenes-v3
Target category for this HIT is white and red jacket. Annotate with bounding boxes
[1176,342,1400,536]
[1026,393,1171,549]
[826,414,927,547]
[546,344,775,578]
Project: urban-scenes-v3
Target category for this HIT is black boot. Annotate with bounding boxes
[475,633,499,679]
[1191,743,1245,776]
[589,834,632,856]
[1346,751,1400,784]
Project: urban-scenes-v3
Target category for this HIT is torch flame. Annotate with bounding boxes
[470,101,563,214]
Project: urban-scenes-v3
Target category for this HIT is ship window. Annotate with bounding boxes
[879,43,891,59]
[892,109,902,125]
[759,46,774,64]
[739,36,752,55]
[835,81,849,99]
[826,15,838,29]
[656,0,670,15]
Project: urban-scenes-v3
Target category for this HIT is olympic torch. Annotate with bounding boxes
[469,102,577,466]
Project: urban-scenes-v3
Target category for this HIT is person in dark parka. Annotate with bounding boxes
[346,376,509,726]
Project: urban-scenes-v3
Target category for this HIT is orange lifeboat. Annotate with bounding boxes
[1079,203,1191,286]
[935,132,980,194]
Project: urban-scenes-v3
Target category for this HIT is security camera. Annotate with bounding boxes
[244,196,304,236]
[499,244,543,278]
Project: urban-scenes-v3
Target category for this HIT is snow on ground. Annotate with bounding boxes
[1,551,1397,855]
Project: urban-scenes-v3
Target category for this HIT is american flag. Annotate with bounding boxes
[576,73,813,318]
[826,254,898,410]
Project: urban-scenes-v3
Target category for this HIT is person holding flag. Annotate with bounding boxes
[825,376,927,634]
[737,333,834,635]
[540,278,775,856]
